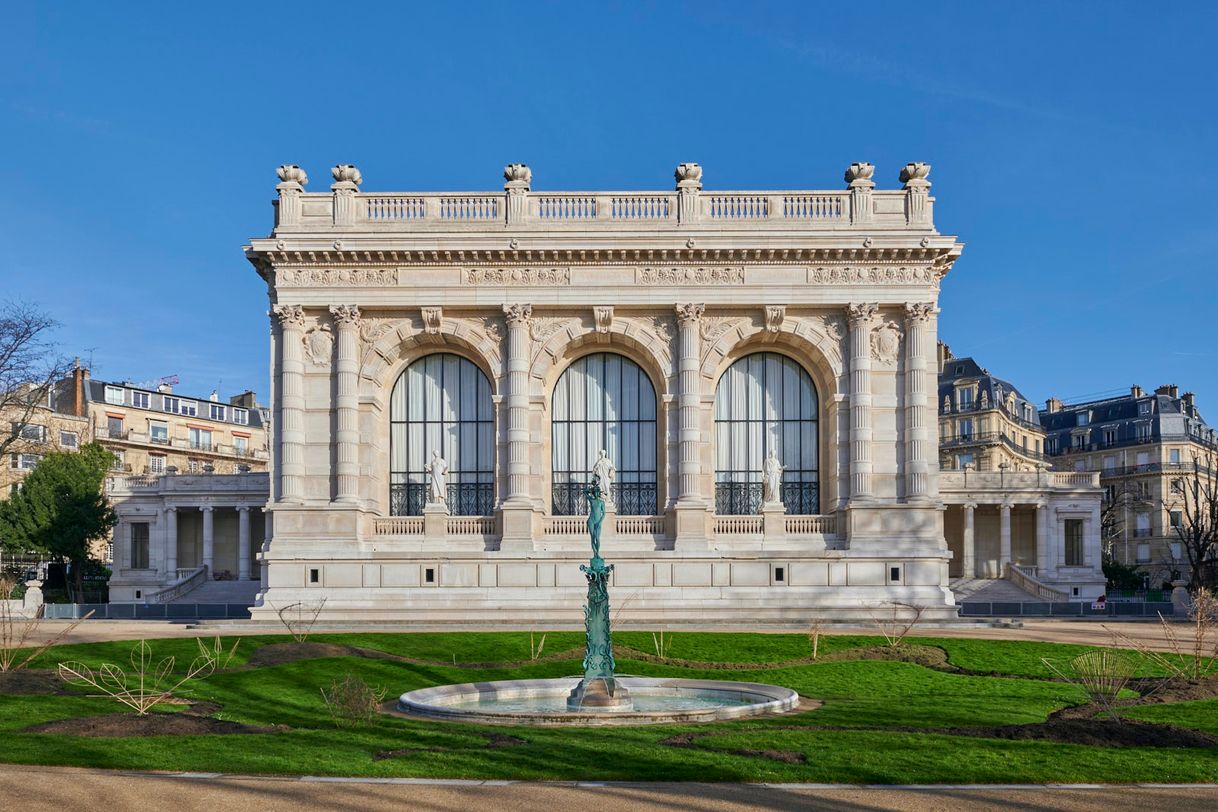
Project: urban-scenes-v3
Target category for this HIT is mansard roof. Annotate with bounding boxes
[938,355,1041,427]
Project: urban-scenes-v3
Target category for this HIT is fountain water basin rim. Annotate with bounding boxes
[398,676,800,726]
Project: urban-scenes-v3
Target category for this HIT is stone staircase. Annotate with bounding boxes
[168,578,260,606]
[949,577,1045,603]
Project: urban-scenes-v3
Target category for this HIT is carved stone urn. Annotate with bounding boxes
[331,164,363,186]
[899,162,931,185]
[276,164,308,186]
[845,161,875,185]
[675,162,703,189]
[503,163,532,189]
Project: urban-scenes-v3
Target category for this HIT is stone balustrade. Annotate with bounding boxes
[107,472,270,495]
[939,470,1100,492]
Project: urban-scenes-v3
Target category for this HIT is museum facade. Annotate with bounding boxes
[241,160,968,622]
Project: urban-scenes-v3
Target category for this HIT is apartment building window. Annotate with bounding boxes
[188,427,212,451]
[1064,519,1084,566]
[1072,433,1087,451]
[1076,413,1089,427]
[232,408,249,426]
[1074,460,1086,472]
[958,418,974,441]
[104,385,125,405]
[209,403,227,422]
[1136,451,1150,470]
[187,459,200,474]
[132,391,150,409]
[10,453,40,470]
[13,423,46,442]
[149,421,169,444]
[1137,480,1151,499]
[1136,423,1151,442]
[233,436,248,455]
[59,430,78,448]
[106,415,124,439]
[9,483,18,496]
[148,455,166,475]
[1170,542,1183,561]
[1139,401,1152,415]
[1136,542,1151,564]
[110,450,125,471]
[1170,509,1183,529]
[1169,448,1181,465]
[956,452,975,469]
[1102,455,1116,473]
[130,523,150,569]
[1135,512,1152,538]
[1046,437,1057,455]
[1103,427,1117,446]
[163,397,198,417]
[957,387,974,411]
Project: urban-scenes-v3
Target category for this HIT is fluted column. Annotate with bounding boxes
[330,305,361,503]
[237,506,251,581]
[503,304,533,506]
[201,506,214,573]
[962,503,976,578]
[999,502,1012,574]
[164,506,178,577]
[675,303,705,503]
[904,303,935,501]
[847,303,878,502]
[272,305,306,502]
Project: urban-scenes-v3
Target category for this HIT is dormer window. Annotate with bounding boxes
[1138,401,1151,415]
[957,387,974,410]
[1076,413,1089,427]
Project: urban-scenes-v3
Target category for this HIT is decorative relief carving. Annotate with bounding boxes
[473,315,504,342]
[638,314,675,345]
[870,320,903,365]
[806,313,845,343]
[303,325,333,368]
[464,267,570,286]
[528,316,578,345]
[674,303,705,324]
[503,304,533,326]
[421,307,443,335]
[808,266,937,285]
[698,315,743,345]
[329,304,361,327]
[359,318,391,347]
[276,267,399,287]
[271,304,306,329]
[764,305,786,334]
[846,302,880,326]
[638,267,744,285]
[904,301,935,323]
[593,306,614,334]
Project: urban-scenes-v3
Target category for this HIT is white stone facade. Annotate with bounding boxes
[242,161,966,622]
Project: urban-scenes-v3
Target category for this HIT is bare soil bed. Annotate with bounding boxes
[24,713,286,737]
[0,670,70,695]
[246,641,357,666]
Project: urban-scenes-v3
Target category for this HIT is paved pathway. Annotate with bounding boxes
[0,767,1215,811]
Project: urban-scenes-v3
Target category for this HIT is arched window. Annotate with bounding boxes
[389,353,494,516]
[714,352,819,515]
[552,352,657,516]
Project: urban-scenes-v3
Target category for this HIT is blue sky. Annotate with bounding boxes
[2,1,1216,412]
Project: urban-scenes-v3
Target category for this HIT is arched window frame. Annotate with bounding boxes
[714,351,820,515]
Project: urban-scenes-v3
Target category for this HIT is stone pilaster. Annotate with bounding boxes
[962,502,976,578]
[274,165,307,227]
[846,303,878,502]
[272,304,306,502]
[903,303,935,501]
[845,162,875,226]
[330,304,361,503]
[675,163,702,224]
[331,164,362,226]
[201,506,215,573]
[674,303,707,549]
[164,507,177,577]
[238,506,251,581]
[504,164,531,225]
[901,162,932,226]
[501,303,535,550]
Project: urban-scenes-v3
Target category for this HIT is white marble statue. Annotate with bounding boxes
[592,449,617,506]
[762,449,785,507]
[427,450,449,504]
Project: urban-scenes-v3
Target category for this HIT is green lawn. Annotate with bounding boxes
[2,631,1215,783]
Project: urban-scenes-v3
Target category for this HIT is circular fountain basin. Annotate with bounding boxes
[398,677,800,726]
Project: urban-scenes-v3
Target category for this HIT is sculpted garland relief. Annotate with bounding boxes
[277,268,399,287]
[637,267,744,285]
[464,267,570,286]
[809,266,937,285]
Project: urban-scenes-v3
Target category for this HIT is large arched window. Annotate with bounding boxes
[552,352,657,516]
[390,353,494,516]
[714,352,819,515]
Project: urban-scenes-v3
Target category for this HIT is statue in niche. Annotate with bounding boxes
[762,449,785,507]
[591,449,616,508]
[426,450,449,506]
[585,475,606,561]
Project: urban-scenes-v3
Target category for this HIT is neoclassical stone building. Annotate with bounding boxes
[243,161,966,622]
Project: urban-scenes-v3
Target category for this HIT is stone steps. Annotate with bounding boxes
[949,577,1044,602]
[170,579,260,605]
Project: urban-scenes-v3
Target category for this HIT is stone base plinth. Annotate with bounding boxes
[567,678,634,711]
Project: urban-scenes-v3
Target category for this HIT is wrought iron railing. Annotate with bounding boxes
[389,482,494,517]
[551,481,657,516]
[713,481,819,515]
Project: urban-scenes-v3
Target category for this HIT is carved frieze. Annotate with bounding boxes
[464,267,570,286]
[637,267,744,285]
[277,267,399,287]
[808,266,937,285]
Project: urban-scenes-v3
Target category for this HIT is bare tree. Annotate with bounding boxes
[1167,451,1218,591]
[0,302,69,459]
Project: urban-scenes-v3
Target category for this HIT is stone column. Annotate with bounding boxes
[272,305,306,502]
[903,303,934,501]
[330,305,361,503]
[846,303,878,502]
[164,506,178,578]
[1036,501,1050,576]
[500,304,534,551]
[201,506,215,574]
[674,303,707,549]
[962,503,977,578]
[999,502,1012,574]
[237,506,251,581]
[261,510,272,592]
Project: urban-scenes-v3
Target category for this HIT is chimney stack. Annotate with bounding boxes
[1045,397,1063,414]
[1182,392,1196,415]
[936,341,952,374]
[229,390,257,409]
[1131,385,1144,399]
[72,357,88,417]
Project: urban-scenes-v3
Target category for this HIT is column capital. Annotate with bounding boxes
[675,302,705,325]
[166,505,177,514]
[903,302,936,323]
[1000,501,1013,513]
[846,302,879,326]
[237,505,251,514]
[503,303,533,325]
[963,501,978,512]
[271,303,306,329]
[329,304,361,327]
[201,505,214,513]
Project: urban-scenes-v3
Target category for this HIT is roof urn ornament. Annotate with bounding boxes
[899,162,931,187]
[331,164,363,186]
[504,163,532,190]
[276,164,308,186]
[845,162,875,187]
[675,162,703,190]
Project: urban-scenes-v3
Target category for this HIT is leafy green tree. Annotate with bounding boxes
[0,443,115,597]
